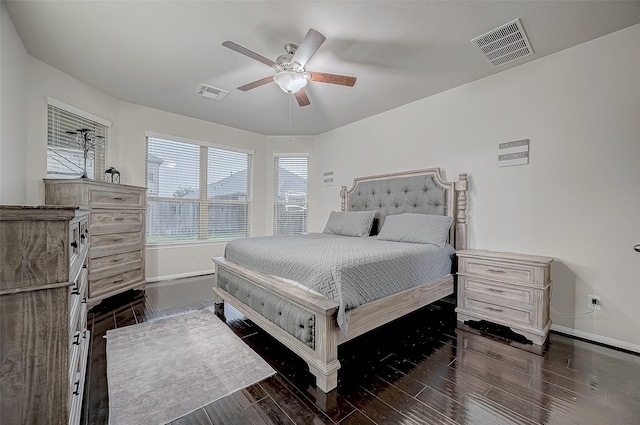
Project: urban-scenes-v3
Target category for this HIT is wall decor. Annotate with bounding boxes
[498,139,529,167]
[323,171,334,186]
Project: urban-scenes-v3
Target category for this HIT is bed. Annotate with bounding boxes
[211,168,469,392]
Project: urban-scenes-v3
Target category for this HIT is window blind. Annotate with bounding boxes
[146,136,252,244]
[274,156,308,235]
[47,105,107,179]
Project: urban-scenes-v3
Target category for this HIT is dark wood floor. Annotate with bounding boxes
[81,277,640,425]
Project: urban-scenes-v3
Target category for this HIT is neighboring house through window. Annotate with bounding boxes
[146,133,253,244]
[274,155,308,235]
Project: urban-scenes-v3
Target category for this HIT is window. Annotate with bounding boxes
[274,155,308,235]
[47,103,108,179]
[146,134,253,244]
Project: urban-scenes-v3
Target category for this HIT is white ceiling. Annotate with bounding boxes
[5,1,640,136]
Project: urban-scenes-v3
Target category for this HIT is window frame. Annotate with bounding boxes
[273,153,309,236]
[145,132,254,246]
[46,97,111,180]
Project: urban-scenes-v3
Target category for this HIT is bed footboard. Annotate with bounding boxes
[212,257,341,392]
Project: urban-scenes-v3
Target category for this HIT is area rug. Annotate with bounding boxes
[106,308,275,425]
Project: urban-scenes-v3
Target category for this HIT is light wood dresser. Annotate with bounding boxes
[0,206,90,425]
[44,178,146,307]
[455,249,554,345]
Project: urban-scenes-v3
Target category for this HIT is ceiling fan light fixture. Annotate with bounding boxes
[273,71,308,94]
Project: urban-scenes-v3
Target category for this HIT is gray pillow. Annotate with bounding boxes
[322,211,376,238]
[376,213,453,247]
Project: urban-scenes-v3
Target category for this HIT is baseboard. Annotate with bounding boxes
[146,270,214,284]
[551,324,640,354]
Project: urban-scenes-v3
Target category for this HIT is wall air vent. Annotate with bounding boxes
[472,19,533,67]
[194,84,229,101]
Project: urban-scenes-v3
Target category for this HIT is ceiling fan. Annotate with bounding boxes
[222,28,356,107]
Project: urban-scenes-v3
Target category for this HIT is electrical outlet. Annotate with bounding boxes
[588,294,602,311]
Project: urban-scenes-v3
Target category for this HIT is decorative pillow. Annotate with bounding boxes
[322,211,376,238]
[376,213,453,247]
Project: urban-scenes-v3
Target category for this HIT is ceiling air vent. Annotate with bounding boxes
[194,84,229,101]
[472,19,533,67]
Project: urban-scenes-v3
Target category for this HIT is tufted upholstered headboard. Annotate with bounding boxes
[340,168,468,250]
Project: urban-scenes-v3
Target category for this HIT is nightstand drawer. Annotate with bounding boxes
[462,297,532,326]
[461,276,535,307]
[460,257,541,286]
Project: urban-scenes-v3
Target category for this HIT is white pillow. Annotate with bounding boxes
[377,213,453,247]
[322,211,376,238]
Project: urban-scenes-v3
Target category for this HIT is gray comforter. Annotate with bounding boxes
[224,233,455,333]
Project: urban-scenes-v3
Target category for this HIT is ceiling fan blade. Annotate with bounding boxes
[222,40,276,68]
[291,28,326,68]
[310,72,357,87]
[294,89,310,107]
[237,76,274,91]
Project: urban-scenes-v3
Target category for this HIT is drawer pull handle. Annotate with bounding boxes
[113,278,124,284]
[71,286,80,295]
[82,297,87,304]
[484,306,504,313]
[70,241,78,248]
[115,217,124,221]
[113,197,124,201]
[113,257,124,262]
[72,380,81,396]
[73,333,81,345]
[487,268,506,274]
[486,288,504,293]
[80,234,86,240]
[85,229,89,234]
[113,237,124,242]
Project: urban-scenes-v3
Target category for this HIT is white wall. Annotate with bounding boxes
[0,2,29,204]
[314,24,640,350]
[118,102,269,279]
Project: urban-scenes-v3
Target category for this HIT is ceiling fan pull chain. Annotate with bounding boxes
[289,95,292,138]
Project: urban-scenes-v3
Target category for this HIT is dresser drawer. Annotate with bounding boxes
[89,250,144,280]
[88,187,145,209]
[79,219,89,251]
[459,257,545,287]
[68,328,90,425]
[90,268,143,298]
[68,302,87,388]
[69,266,88,337]
[461,276,535,307]
[462,297,533,327]
[89,210,144,235]
[89,231,144,258]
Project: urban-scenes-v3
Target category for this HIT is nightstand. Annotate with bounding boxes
[455,249,554,345]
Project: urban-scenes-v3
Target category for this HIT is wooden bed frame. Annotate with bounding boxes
[212,168,468,392]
